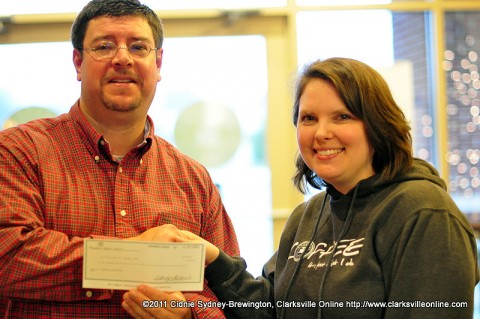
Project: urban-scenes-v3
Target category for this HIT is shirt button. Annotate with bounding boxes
[120,210,127,216]
[85,291,93,298]
[94,156,100,163]
[139,159,143,165]
[119,167,123,173]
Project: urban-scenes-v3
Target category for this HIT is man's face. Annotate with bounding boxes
[73,15,162,119]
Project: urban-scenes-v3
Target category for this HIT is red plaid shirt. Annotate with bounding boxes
[0,101,239,318]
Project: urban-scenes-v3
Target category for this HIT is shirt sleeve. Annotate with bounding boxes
[199,171,239,258]
[382,209,478,319]
[0,134,113,302]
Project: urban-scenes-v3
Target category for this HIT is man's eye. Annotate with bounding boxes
[130,43,148,52]
[94,43,115,51]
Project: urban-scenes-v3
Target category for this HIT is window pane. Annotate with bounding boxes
[297,10,394,66]
[0,42,79,122]
[392,12,435,165]
[297,10,435,192]
[444,11,480,220]
[0,36,272,276]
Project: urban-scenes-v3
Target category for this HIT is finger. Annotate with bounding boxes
[163,291,193,318]
[137,287,192,317]
[121,298,142,319]
[169,291,187,300]
[122,290,147,318]
[123,289,164,319]
[138,284,179,300]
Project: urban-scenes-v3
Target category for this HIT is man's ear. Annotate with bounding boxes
[156,48,163,82]
[73,49,83,81]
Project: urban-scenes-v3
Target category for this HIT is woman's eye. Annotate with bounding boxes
[338,114,352,120]
[302,115,315,122]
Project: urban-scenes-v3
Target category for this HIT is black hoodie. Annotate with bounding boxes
[205,159,479,319]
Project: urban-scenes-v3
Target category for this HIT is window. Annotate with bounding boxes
[444,11,480,221]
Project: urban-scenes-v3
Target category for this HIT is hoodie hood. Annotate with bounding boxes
[326,158,446,200]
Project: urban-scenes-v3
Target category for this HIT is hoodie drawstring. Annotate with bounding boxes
[279,194,329,319]
[316,184,360,319]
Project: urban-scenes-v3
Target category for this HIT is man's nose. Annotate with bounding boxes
[112,46,133,66]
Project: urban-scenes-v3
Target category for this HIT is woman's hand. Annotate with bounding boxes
[175,229,220,266]
[125,224,220,266]
[122,285,192,319]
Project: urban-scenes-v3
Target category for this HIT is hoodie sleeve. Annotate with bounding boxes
[381,209,478,319]
[203,199,312,319]
[205,250,276,319]
[203,196,322,319]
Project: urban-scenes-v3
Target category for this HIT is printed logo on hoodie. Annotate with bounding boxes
[288,238,364,269]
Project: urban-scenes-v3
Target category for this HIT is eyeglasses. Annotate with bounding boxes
[80,41,159,60]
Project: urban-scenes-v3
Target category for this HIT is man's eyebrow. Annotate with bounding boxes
[89,35,153,43]
[90,35,156,48]
[90,35,114,43]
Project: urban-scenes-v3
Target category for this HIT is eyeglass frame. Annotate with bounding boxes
[78,40,160,60]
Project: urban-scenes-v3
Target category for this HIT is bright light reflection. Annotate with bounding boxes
[298,0,390,4]
[296,10,394,68]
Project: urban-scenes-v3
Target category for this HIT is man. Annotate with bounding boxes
[0,0,239,318]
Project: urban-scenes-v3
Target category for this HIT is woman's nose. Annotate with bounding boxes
[314,122,333,140]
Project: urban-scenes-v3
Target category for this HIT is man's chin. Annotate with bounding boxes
[102,97,141,113]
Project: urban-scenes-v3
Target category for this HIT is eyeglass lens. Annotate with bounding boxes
[90,41,154,58]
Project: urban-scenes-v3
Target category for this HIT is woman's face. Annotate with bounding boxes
[296,79,375,194]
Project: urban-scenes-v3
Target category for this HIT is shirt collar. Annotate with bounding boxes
[70,100,153,161]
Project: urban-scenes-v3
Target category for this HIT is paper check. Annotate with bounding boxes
[83,239,205,291]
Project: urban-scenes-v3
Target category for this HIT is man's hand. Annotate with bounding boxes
[122,285,192,319]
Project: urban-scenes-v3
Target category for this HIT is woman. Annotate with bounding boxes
[123,58,479,319]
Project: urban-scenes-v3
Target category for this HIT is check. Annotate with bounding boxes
[83,239,205,291]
